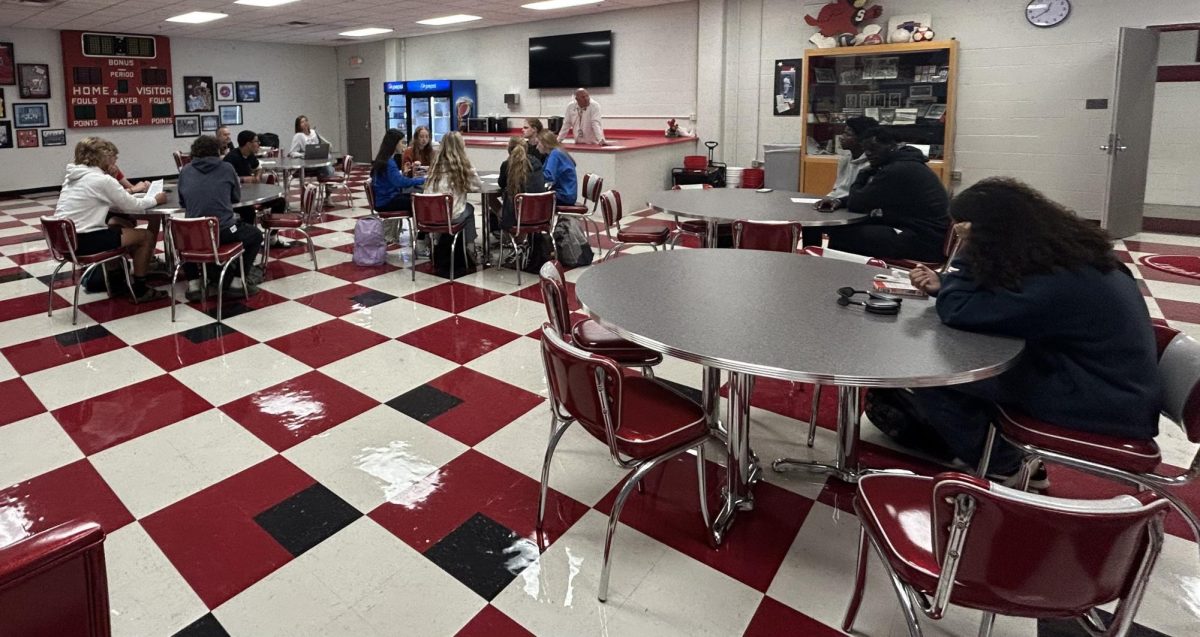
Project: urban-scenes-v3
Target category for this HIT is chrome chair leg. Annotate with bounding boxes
[100,262,111,295]
[46,261,67,316]
[842,524,870,632]
[696,442,713,542]
[807,384,823,448]
[977,612,996,637]
[411,227,419,281]
[599,458,662,603]
[169,264,182,322]
[73,263,100,325]
[449,232,460,281]
[536,414,573,531]
[216,256,239,323]
[298,228,317,270]
[870,533,925,637]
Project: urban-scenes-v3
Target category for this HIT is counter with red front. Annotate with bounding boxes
[463,129,698,212]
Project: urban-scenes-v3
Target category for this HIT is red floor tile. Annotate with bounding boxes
[0,459,134,549]
[52,374,213,455]
[140,456,315,608]
[405,282,505,314]
[594,455,814,592]
[816,441,948,515]
[510,279,581,311]
[742,596,843,637]
[0,290,70,323]
[134,324,260,373]
[261,258,309,281]
[425,367,545,446]
[370,449,587,553]
[399,315,519,365]
[78,293,175,323]
[6,249,51,265]
[219,370,377,451]
[294,283,390,317]
[265,318,389,368]
[0,378,47,427]
[1040,462,1200,541]
[1155,298,1200,325]
[1,326,127,375]
[0,233,42,247]
[318,260,400,282]
[455,605,535,637]
[1126,240,1200,258]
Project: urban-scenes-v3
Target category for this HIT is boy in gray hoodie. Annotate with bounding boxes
[177,134,263,298]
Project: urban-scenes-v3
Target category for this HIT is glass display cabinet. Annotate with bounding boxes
[799,40,958,194]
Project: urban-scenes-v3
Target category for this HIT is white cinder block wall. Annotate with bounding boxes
[0,28,340,191]
[726,0,1200,218]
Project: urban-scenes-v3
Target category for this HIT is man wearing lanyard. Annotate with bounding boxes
[558,88,607,146]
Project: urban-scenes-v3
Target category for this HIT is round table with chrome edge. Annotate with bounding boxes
[574,249,1024,544]
[647,187,865,247]
[259,157,334,210]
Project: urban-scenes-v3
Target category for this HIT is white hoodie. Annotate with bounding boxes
[54,164,157,234]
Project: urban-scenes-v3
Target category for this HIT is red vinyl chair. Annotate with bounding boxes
[666,184,731,249]
[40,217,135,325]
[981,321,1200,556]
[556,172,604,246]
[317,154,355,210]
[845,472,1168,637]
[538,260,662,376]
[731,220,802,253]
[412,192,469,281]
[0,520,111,637]
[502,191,556,285]
[598,190,671,261]
[537,323,716,602]
[169,216,246,323]
[172,151,190,173]
[883,224,962,273]
[260,183,319,271]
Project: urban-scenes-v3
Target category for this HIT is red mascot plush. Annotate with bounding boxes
[804,0,884,38]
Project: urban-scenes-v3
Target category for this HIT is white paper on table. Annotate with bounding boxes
[144,179,164,199]
[791,197,821,204]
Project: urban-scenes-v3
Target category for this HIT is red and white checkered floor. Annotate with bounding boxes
[0,173,1196,636]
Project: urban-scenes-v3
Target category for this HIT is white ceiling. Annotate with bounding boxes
[0,0,679,45]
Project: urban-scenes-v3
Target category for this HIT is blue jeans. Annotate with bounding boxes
[451,202,478,245]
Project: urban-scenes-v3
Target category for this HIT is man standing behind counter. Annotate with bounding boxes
[558,88,606,146]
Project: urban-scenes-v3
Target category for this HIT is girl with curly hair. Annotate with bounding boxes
[424,131,481,246]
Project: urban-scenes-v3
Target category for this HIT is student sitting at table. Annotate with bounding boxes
[522,118,546,163]
[371,128,426,212]
[496,136,545,232]
[869,177,1160,485]
[424,131,481,254]
[536,130,577,207]
[815,127,949,263]
[216,126,235,156]
[103,162,164,258]
[53,136,168,303]
[399,126,434,177]
[178,134,263,300]
[813,116,877,211]
[288,114,335,205]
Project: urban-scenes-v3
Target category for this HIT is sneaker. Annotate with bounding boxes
[246,265,266,285]
[999,461,1050,490]
[131,287,167,304]
[185,285,216,303]
[226,278,259,298]
[270,237,294,249]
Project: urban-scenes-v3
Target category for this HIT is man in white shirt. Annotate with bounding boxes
[558,88,606,146]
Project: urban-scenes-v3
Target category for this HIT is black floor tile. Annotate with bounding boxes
[54,324,111,347]
[173,613,231,637]
[350,289,397,308]
[386,384,463,423]
[0,269,33,284]
[181,322,239,345]
[1038,610,1169,637]
[203,300,255,320]
[424,512,537,601]
[254,483,362,558]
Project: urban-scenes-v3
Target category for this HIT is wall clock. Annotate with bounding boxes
[1026,0,1070,28]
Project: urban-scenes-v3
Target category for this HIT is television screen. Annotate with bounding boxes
[529,31,612,89]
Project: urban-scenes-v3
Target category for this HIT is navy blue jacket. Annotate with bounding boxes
[936,259,1161,438]
[178,157,240,229]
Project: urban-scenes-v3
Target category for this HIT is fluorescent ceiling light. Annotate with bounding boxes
[416,14,482,26]
[522,0,603,10]
[339,27,394,36]
[166,11,228,24]
[235,0,300,6]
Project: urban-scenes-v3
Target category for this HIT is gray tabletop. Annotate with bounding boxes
[575,249,1024,387]
[260,158,334,170]
[150,184,285,213]
[648,188,865,227]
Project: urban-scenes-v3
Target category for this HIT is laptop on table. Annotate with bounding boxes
[303,142,330,160]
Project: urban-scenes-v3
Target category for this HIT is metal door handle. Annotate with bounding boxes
[1100,144,1110,151]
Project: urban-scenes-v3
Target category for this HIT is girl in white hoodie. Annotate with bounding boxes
[53,137,167,302]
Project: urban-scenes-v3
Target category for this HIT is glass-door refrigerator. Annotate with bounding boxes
[382,79,477,144]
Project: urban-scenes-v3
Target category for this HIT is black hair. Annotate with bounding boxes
[951,177,1119,290]
[190,134,221,159]
[294,115,307,133]
[237,130,258,147]
[845,117,878,138]
[372,128,406,178]
[861,126,898,145]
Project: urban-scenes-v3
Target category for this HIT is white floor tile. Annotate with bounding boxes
[354,269,443,298]
[1132,532,1200,636]
[0,413,84,488]
[465,336,547,397]
[106,522,210,637]
[170,343,310,406]
[24,347,160,411]
[90,409,275,518]
[318,340,457,401]
[310,231,356,249]
[459,295,546,336]
[0,276,51,302]
[0,351,16,382]
[222,301,333,342]
[257,270,347,300]
[453,267,537,294]
[339,297,450,338]
[283,404,468,513]
[101,303,215,346]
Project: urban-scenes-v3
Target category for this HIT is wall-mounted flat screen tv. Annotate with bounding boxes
[529,30,612,89]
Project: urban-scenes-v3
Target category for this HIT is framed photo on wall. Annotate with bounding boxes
[925,103,947,120]
[0,87,5,118]
[13,102,48,128]
[174,114,199,137]
[183,76,214,112]
[17,63,50,99]
[0,121,11,149]
[201,114,220,131]
[774,58,800,117]
[16,128,37,148]
[219,104,242,126]
[0,43,14,85]
[216,82,235,102]
[41,128,66,146]
[235,81,259,103]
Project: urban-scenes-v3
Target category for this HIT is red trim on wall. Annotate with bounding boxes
[1158,65,1200,82]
